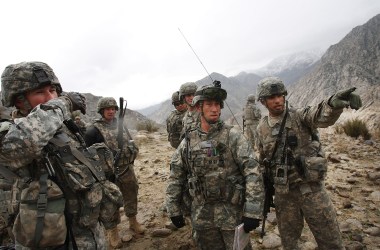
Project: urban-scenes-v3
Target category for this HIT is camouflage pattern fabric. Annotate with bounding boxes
[194,228,252,250]
[243,101,261,148]
[88,117,140,217]
[256,100,344,250]
[166,120,263,248]
[166,109,186,148]
[180,110,199,138]
[0,98,107,249]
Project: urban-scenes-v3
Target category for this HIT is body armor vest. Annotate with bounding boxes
[167,110,186,148]
[185,125,245,206]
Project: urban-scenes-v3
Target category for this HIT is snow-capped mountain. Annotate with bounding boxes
[253,49,325,84]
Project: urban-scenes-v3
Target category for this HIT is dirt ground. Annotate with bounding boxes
[115,127,380,250]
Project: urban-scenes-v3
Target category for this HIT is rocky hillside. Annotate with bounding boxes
[112,127,380,250]
[287,14,380,131]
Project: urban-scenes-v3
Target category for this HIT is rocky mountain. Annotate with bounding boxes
[287,14,380,130]
[253,49,324,84]
[140,51,324,126]
[145,72,263,125]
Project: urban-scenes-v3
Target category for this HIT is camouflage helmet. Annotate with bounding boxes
[247,94,256,102]
[192,83,227,107]
[179,82,197,100]
[1,61,62,107]
[257,76,287,100]
[171,91,181,104]
[97,97,119,114]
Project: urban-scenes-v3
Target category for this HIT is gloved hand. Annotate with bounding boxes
[61,92,87,114]
[329,87,362,110]
[242,217,260,233]
[170,215,185,228]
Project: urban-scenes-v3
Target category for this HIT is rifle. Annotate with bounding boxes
[113,97,126,176]
[260,101,288,238]
[114,97,135,178]
[261,160,275,238]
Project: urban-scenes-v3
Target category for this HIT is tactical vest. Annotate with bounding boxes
[259,110,327,194]
[185,125,245,206]
[167,110,185,148]
[93,120,139,168]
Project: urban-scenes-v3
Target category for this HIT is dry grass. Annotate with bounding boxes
[136,120,159,133]
[341,118,371,140]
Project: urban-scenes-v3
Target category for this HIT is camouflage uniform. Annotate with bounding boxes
[166,109,186,148]
[0,62,121,249]
[166,91,187,149]
[166,83,263,249]
[85,116,139,218]
[181,110,200,137]
[243,94,261,148]
[179,82,199,138]
[256,76,346,250]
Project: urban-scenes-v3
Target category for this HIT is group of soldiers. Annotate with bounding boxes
[0,60,362,250]
[0,61,145,249]
[165,78,362,249]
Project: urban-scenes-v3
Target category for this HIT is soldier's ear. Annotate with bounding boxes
[260,99,266,106]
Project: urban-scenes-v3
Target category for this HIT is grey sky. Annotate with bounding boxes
[1,0,379,109]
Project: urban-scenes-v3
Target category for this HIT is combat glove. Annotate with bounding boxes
[170,215,185,228]
[242,217,260,233]
[60,92,87,114]
[329,87,362,110]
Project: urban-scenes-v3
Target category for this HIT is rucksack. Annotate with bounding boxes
[12,174,67,248]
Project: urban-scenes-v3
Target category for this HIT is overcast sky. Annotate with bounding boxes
[0,0,379,109]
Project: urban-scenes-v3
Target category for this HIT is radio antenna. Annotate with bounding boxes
[178,28,214,84]
[178,28,244,133]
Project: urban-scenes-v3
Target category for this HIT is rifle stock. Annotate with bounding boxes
[261,161,275,238]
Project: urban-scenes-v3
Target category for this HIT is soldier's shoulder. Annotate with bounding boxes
[0,119,12,133]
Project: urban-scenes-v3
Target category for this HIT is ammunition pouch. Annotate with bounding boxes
[188,176,204,206]
[296,156,327,182]
[225,175,245,206]
[273,165,289,194]
[188,174,245,206]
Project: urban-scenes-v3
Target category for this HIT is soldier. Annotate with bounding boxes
[166,91,187,149]
[243,94,261,149]
[0,61,122,249]
[84,97,144,248]
[166,82,263,249]
[256,76,362,250]
[179,82,199,137]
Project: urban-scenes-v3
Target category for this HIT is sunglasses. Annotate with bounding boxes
[173,101,183,106]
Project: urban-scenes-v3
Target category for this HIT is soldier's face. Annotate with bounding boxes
[175,102,187,112]
[20,84,58,110]
[103,107,117,121]
[184,94,194,106]
[262,94,285,116]
[198,100,221,123]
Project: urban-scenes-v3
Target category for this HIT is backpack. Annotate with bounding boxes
[11,128,122,248]
[12,174,67,248]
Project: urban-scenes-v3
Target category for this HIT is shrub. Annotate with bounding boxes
[341,118,371,140]
[136,120,159,133]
